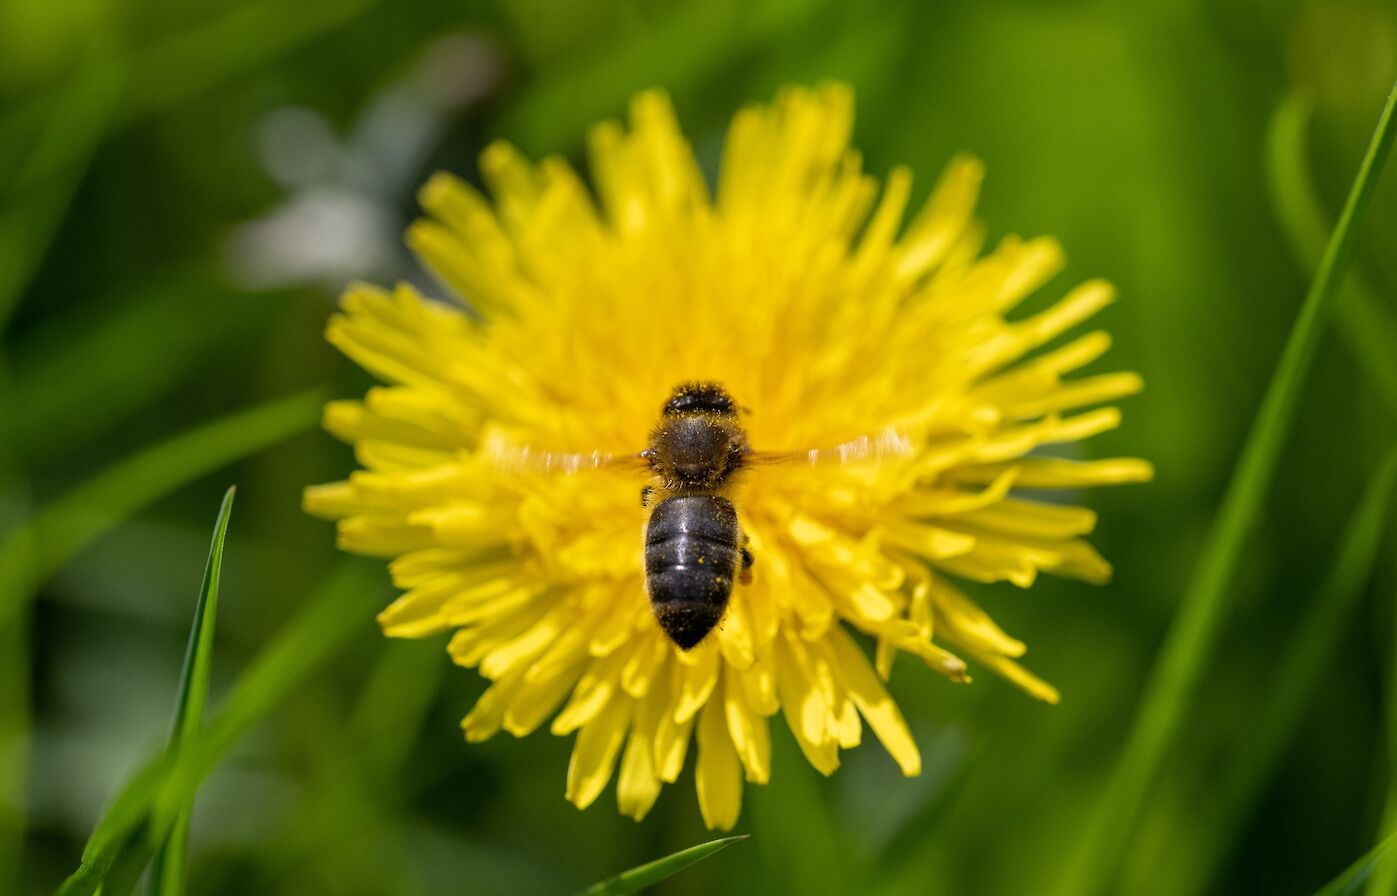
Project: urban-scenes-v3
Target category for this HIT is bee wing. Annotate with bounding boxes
[484,434,650,475]
[744,426,914,468]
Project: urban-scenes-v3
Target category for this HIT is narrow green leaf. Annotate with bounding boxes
[493,0,833,154]
[1,266,279,463]
[2,392,318,891]
[0,0,384,191]
[144,487,236,896]
[1053,78,1397,896]
[347,639,451,776]
[1266,94,1397,421]
[0,63,125,330]
[750,734,850,893]
[167,488,236,754]
[0,0,385,334]
[1160,447,1397,895]
[1369,514,1397,896]
[0,387,323,630]
[54,490,238,896]
[57,564,379,896]
[52,756,173,896]
[1316,830,1397,896]
[154,563,378,824]
[576,835,748,896]
[0,438,34,891]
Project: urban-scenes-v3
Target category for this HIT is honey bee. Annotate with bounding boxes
[490,382,911,650]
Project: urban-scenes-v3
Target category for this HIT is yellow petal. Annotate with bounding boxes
[565,692,633,809]
[739,650,779,717]
[954,498,1097,540]
[616,725,662,821]
[723,670,771,783]
[880,521,977,560]
[673,639,720,724]
[975,652,1060,704]
[894,154,986,282]
[695,693,743,831]
[828,627,921,775]
[1007,372,1144,419]
[551,649,627,735]
[621,630,670,698]
[461,672,524,743]
[504,624,591,736]
[335,514,435,557]
[930,579,1025,658]
[954,457,1155,488]
[651,661,696,783]
[374,571,492,638]
[479,603,572,680]
[717,594,756,670]
[775,632,839,774]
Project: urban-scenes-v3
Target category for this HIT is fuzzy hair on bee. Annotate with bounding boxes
[485,381,912,649]
[641,383,753,648]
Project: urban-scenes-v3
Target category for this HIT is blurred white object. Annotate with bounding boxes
[224,32,502,291]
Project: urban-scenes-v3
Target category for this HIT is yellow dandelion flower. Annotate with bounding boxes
[305,83,1152,830]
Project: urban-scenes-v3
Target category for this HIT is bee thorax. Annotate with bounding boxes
[648,414,746,489]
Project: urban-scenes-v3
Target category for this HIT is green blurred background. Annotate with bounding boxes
[3,0,1397,893]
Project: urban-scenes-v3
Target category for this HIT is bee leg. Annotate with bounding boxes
[640,485,654,507]
[739,544,754,586]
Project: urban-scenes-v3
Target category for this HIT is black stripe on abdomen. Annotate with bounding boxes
[644,495,739,649]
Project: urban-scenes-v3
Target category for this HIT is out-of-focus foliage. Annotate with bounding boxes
[2,0,1396,894]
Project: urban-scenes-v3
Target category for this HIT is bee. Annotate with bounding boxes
[490,382,911,650]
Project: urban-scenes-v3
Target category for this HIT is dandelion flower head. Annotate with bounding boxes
[305,84,1152,830]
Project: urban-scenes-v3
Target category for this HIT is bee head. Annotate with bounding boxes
[662,382,738,417]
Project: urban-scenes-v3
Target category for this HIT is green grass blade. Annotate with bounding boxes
[0,0,383,189]
[0,0,384,333]
[1370,528,1397,895]
[1,391,319,887]
[1316,830,1397,896]
[0,63,126,330]
[156,563,378,820]
[575,835,748,896]
[2,266,280,464]
[1161,447,1397,895]
[750,734,851,893]
[56,489,238,896]
[0,487,34,892]
[1052,78,1397,896]
[144,486,236,896]
[0,361,33,890]
[494,0,832,154]
[1266,94,1397,420]
[57,564,379,896]
[0,387,323,629]
[166,487,236,753]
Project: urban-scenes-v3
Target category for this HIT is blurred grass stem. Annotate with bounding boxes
[0,0,388,333]
[1320,830,1397,896]
[0,387,323,628]
[1165,448,1397,895]
[0,65,125,331]
[0,391,319,885]
[58,564,378,896]
[1266,94,1397,421]
[0,363,34,894]
[576,835,748,895]
[1054,78,1397,896]
[146,488,235,896]
[1370,542,1397,895]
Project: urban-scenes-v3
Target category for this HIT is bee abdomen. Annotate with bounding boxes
[644,495,740,650]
